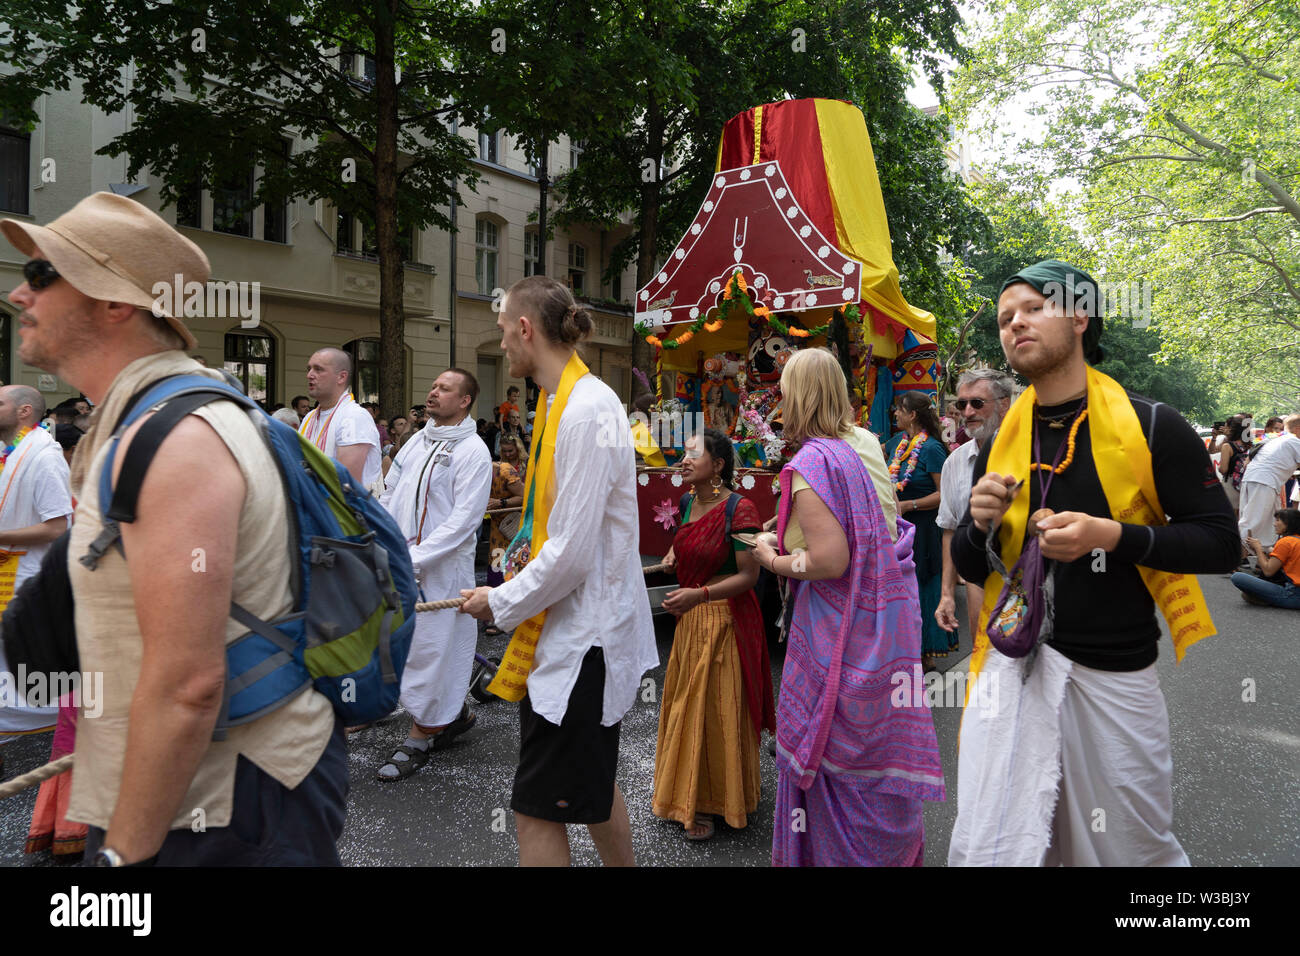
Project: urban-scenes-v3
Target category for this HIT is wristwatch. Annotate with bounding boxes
[94,847,127,867]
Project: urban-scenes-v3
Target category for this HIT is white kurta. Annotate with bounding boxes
[299,393,382,491]
[0,426,71,740]
[381,417,491,727]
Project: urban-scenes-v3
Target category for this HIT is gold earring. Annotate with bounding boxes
[711,475,723,490]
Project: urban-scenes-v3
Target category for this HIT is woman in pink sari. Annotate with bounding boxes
[754,348,945,866]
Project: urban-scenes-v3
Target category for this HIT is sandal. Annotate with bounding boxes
[376,742,431,782]
[685,815,715,842]
[484,624,504,637]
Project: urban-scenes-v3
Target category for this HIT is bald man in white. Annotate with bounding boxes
[0,384,72,744]
[299,348,381,491]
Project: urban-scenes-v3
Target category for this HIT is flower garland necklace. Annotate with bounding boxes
[889,429,928,491]
[0,426,33,479]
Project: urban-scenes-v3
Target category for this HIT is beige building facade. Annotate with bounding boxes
[0,80,638,423]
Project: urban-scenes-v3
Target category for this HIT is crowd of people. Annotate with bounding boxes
[0,194,1295,869]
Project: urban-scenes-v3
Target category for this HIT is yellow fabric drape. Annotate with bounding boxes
[631,420,667,467]
[970,366,1216,687]
[486,352,590,701]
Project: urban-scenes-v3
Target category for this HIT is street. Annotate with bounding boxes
[1,570,1296,867]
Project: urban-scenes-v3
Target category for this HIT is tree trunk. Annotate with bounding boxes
[374,1,406,419]
[536,130,549,277]
[632,92,664,391]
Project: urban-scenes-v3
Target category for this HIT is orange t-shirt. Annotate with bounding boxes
[498,401,519,422]
[1270,536,1300,585]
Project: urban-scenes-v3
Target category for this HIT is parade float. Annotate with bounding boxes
[634,97,940,562]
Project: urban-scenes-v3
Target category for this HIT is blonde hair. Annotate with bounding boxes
[780,348,853,442]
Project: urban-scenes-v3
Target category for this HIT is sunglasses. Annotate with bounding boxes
[953,398,988,411]
[23,259,61,290]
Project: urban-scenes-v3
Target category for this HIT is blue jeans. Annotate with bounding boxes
[1230,572,1300,609]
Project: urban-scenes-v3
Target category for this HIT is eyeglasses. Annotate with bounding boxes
[23,259,61,290]
[953,398,988,411]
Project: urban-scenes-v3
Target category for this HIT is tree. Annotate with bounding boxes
[0,0,481,417]
[952,0,1300,413]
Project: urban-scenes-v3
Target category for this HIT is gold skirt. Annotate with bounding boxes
[652,599,760,829]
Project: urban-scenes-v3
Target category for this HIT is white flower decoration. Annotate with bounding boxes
[786,206,798,219]
[739,168,751,180]
[637,473,650,486]
[774,296,786,308]
[691,224,702,235]
[842,288,854,300]
[843,262,855,274]
[806,293,818,305]
[703,200,714,212]
[689,307,700,319]
[740,474,755,490]
[799,225,812,238]
[765,165,776,176]
[775,186,787,199]
[818,245,830,257]
[710,280,722,293]
[675,248,685,260]
[670,474,683,487]
[715,176,726,188]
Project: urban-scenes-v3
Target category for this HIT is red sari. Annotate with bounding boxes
[672,494,775,734]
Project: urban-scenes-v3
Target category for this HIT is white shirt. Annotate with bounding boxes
[488,374,658,726]
[0,427,72,586]
[937,438,981,532]
[1242,432,1300,490]
[299,393,381,489]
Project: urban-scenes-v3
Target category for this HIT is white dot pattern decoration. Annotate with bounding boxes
[806,293,818,305]
[740,474,755,490]
[843,262,855,274]
[774,296,785,308]
[754,275,765,288]
[786,206,798,219]
[818,245,830,257]
[715,176,725,188]
[799,225,812,238]
[691,224,702,235]
[637,473,650,486]
[675,248,685,260]
[640,290,649,301]
[689,307,699,319]
[775,186,787,199]
[841,288,854,300]
[703,200,714,212]
[765,165,775,176]
[670,474,683,487]
[658,272,667,283]
[739,168,751,180]
[710,280,722,293]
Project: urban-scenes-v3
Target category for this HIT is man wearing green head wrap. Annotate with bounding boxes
[945,259,1240,866]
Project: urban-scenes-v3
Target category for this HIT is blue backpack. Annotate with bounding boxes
[79,375,416,736]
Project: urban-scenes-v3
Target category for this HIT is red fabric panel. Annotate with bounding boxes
[718,107,758,170]
[756,100,837,242]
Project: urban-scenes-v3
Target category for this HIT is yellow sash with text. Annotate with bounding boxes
[971,366,1216,686]
[486,352,589,701]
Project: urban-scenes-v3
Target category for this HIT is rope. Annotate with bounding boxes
[484,507,521,516]
[0,753,74,801]
[415,598,467,612]
[641,563,673,575]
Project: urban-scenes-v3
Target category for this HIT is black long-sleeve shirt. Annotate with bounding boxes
[952,391,1239,671]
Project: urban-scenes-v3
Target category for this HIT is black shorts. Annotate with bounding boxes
[511,647,621,824]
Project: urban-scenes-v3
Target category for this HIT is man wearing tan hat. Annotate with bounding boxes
[3,192,344,866]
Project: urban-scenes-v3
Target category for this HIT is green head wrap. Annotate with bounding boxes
[998,259,1104,364]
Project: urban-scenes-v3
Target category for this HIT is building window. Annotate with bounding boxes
[569,139,583,170]
[612,271,622,303]
[263,140,291,243]
[361,55,377,88]
[0,310,11,385]
[224,331,275,410]
[524,229,540,277]
[525,147,541,178]
[336,210,356,253]
[0,113,30,215]
[174,174,202,228]
[478,126,500,165]
[476,218,499,295]
[568,242,586,296]
[345,337,380,406]
[213,164,254,237]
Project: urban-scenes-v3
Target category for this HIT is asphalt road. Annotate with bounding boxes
[1,569,1296,867]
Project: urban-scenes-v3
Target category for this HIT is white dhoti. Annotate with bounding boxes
[1238,480,1279,547]
[949,644,1188,867]
[380,417,492,729]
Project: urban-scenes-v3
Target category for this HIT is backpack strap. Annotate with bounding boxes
[80,376,259,570]
[677,492,694,525]
[724,491,740,539]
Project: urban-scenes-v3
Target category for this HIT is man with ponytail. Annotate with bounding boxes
[460,275,657,867]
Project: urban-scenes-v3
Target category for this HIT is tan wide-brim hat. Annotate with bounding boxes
[1,191,210,350]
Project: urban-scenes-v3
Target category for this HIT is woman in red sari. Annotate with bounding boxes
[653,429,776,840]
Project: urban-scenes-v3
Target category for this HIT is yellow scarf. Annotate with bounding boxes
[971,366,1216,685]
[487,352,589,701]
[631,419,667,467]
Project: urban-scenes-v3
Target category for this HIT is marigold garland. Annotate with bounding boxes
[1033,408,1089,474]
[638,270,858,349]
